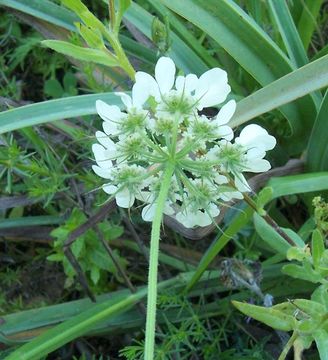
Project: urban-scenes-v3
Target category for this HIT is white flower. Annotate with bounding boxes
[134,56,231,113]
[92,56,276,228]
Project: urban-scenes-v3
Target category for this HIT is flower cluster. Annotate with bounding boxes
[92,57,276,228]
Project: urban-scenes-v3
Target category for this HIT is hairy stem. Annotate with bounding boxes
[144,161,175,360]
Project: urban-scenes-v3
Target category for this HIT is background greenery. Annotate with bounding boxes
[0,0,327,359]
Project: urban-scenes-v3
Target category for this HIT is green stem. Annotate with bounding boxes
[278,331,298,360]
[144,161,175,360]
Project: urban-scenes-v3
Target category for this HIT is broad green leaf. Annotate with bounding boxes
[314,329,328,360]
[185,205,253,291]
[230,54,328,147]
[297,0,323,50]
[0,93,122,134]
[253,213,291,255]
[307,90,328,171]
[312,229,325,269]
[268,0,308,68]
[42,40,118,67]
[232,301,295,331]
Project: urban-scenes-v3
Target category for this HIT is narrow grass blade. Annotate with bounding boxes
[0,216,63,229]
[297,0,323,50]
[307,90,328,171]
[0,93,121,134]
[268,0,308,67]
[230,55,328,147]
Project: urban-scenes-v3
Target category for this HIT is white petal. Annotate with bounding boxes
[131,82,149,108]
[237,124,276,151]
[155,57,176,94]
[195,68,230,110]
[96,100,122,122]
[196,211,212,227]
[175,74,198,94]
[135,71,160,101]
[142,203,156,222]
[217,125,234,141]
[216,100,236,125]
[176,211,197,228]
[92,165,112,179]
[214,174,228,185]
[220,190,243,201]
[234,174,251,192]
[116,188,135,208]
[102,121,119,136]
[245,159,272,173]
[103,184,117,194]
[95,131,115,150]
[92,143,113,168]
[208,203,220,217]
[115,92,132,109]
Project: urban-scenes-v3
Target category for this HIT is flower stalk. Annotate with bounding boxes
[144,161,175,360]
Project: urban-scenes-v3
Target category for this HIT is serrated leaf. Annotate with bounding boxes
[42,40,117,67]
[232,301,295,331]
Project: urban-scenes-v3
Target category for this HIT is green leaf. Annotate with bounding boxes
[77,24,105,49]
[42,40,118,67]
[256,187,273,214]
[0,0,77,31]
[253,213,291,255]
[4,288,149,360]
[0,216,63,229]
[282,228,305,248]
[61,0,106,34]
[230,54,328,147]
[311,285,328,310]
[312,229,325,269]
[297,0,323,50]
[282,264,322,283]
[0,92,122,134]
[307,90,328,171]
[314,329,328,360]
[268,0,308,67]
[292,299,326,318]
[232,301,295,331]
[268,173,328,200]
